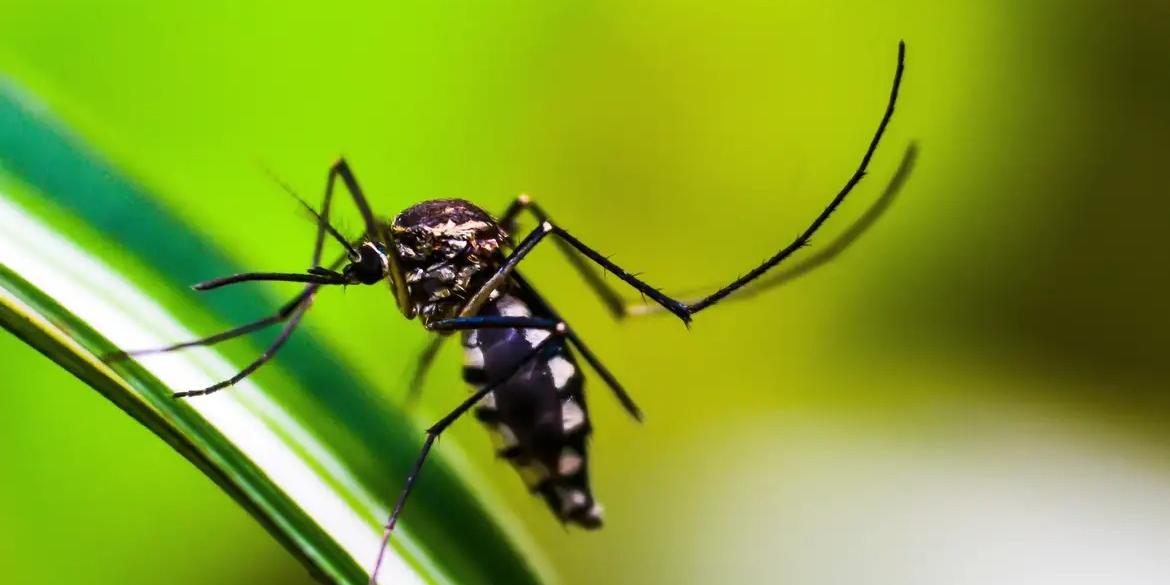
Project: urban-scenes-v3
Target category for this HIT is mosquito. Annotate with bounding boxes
[109,42,907,584]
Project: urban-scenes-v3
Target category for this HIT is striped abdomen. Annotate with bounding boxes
[461,291,603,528]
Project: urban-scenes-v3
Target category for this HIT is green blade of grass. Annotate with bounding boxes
[0,79,553,585]
[0,236,376,584]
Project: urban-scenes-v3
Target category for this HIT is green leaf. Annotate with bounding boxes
[0,80,553,585]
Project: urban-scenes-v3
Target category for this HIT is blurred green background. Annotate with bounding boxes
[2,1,1168,584]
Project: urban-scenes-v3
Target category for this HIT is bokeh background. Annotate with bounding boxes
[2,1,1169,584]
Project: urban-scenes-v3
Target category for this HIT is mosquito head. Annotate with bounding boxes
[340,241,390,285]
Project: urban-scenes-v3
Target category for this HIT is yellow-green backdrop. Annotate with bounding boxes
[1,1,1168,584]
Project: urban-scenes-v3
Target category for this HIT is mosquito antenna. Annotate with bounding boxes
[259,162,360,260]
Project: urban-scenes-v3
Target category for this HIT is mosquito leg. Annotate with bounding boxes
[102,246,354,363]
[428,315,562,331]
[402,336,446,406]
[626,142,919,316]
[323,159,381,245]
[457,221,687,322]
[466,41,907,325]
[172,300,312,398]
[104,287,316,361]
[453,222,547,317]
[459,221,693,322]
[369,328,563,585]
[498,195,630,320]
[496,193,534,231]
[464,195,866,327]
[678,41,905,314]
[324,159,411,313]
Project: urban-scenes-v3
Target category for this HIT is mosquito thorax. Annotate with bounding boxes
[390,199,507,325]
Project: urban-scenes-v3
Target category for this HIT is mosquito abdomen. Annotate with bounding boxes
[461,291,603,528]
